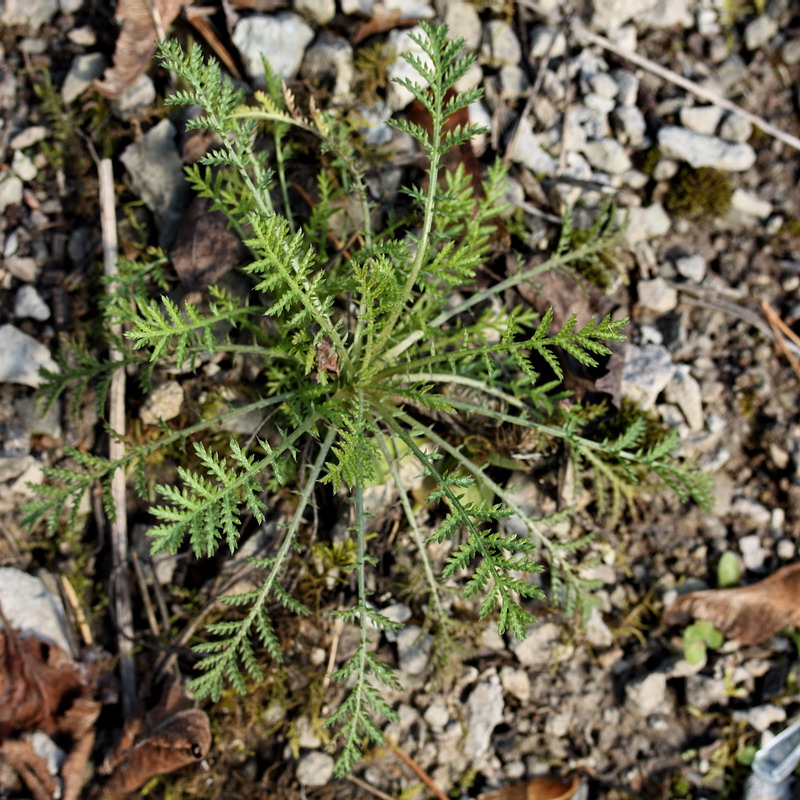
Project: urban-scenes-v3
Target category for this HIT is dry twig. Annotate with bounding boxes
[387,740,450,800]
[761,300,800,379]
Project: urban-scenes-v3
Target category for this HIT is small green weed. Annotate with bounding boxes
[683,619,724,665]
[664,164,733,220]
[23,23,712,774]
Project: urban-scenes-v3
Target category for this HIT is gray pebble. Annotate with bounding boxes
[14,285,50,321]
[295,751,334,787]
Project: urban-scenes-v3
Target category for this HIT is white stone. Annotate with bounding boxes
[61,53,107,104]
[0,324,59,388]
[14,285,50,321]
[658,125,756,171]
[626,672,668,715]
[529,24,567,59]
[67,25,96,46]
[120,119,189,245]
[621,343,676,410]
[386,26,430,111]
[738,533,767,571]
[233,13,314,84]
[376,0,434,18]
[499,666,531,704]
[638,277,678,314]
[733,705,786,733]
[140,380,184,425]
[0,567,72,654]
[110,73,156,120]
[506,124,556,176]
[590,0,692,33]
[443,1,482,51]
[12,151,37,182]
[581,138,631,174]
[0,0,58,29]
[454,62,483,94]
[510,622,568,667]
[679,105,722,136]
[10,126,48,150]
[732,498,771,527]
[675,254,706,282]
[589,71,619,99]
[295,0,335,24]
[744,15,778,50]
[611,106,647,147]
[423,703,450,730]
[782,37,800,65]
[482,20,521,66]
[611,68,638,106]
[584,92,615,115]
[464,676,504,757]
[0,175,23,214]
[3,256,39,282]
[622,204,671,245]
[296,752,334,787]
[584,606,614,647]
[665,365,704,432]
[652,159,678,181]
[500,65,527,100]
[718,113,752,143]
[301,33,354,102]
[396,625,432,675]
[731,188,772,220]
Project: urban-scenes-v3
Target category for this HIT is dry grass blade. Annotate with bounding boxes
[761,300,800,380]
[664,562,800,645]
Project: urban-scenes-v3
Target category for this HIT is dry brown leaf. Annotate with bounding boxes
[98,680,211,799]
[480,775,581,800]
[169,195,247,289]
[353,8,418,44]
[664,562,800,645]
[315,336,340,376]
[94,0,191,98]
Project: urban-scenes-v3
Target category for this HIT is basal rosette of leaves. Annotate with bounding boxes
[22,23,713,775]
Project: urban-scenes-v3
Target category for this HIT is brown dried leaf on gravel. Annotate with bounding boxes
[97,680,211,799]
[94,0,191,98]
[480,775,581,800]
[664,562,800,645]
[169,195,246,288]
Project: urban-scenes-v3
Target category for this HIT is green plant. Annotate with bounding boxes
[683,619,724,665]
[23,23,712,774]
[664,164,733,220]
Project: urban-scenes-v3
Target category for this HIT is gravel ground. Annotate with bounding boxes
[1,0,800,798]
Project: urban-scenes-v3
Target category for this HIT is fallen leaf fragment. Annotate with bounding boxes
[664,562,800,645]
[97,680,211,799]
[480,775,581,800]
[94,0,191,98]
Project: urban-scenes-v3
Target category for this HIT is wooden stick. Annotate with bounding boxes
[98,156,137,720]
[761,300,800,379]
[346,774,397,800]
[572,20,800,153]
[387,740,449,800]
[60,575,93,647]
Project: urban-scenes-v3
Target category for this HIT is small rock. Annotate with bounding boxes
[3,256,39,282]
[295,0,335,24]
[744,15,778,50]
[0,568,72,654]
[67,25,96,46]
[664,365,704,432]
[340,0,371,12]
[589,71,619,99]
[638,277,678,314]
[506,124,556,176]
[679,105,722,136]
[500,65,527,100]
[734,705,787,733]
[296,751,334,787]
[685,674,727,711]
[739,534,767,571]
[10,126,49,150]
[584,92,615,115]
[731,188,772,219]
[657,126,756,171]
[652,159,678,181]
[140,380,184,425]
[778,539,796,560]
[444,1,482,51]
[511,622,568,667]
[110,73,156,120]
[0,324,59,388]
[12,151,37,182]
[387,26,430,110]
[120,119,189,247]
[611,68,639,106]
[621,343,676,410]
[611,105,646,146]
[423,703,450,731]
[233,13,314,84]
[14,285,50,321]
[581,138,631,174]
[622,204,671,245]
[396,625,432,675]
[782,37,800,65]
[715,55,747,89]
[482,20,521,66]
[0,175,23,214]
[733,497,772,527]
[625,671,668,716]
[718,113,752,143]
[464,675,504,757]
[499,666,531,704]
[0,0,58,29]
[61,53,107,104]
[584,606,614,648]
[675,254,706,282]
[301,33,354,103]
[529,24,567,59]
[0,456,34,482]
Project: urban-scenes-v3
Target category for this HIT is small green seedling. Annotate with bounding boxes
[683,619,724,665]
[717,551,743,588]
